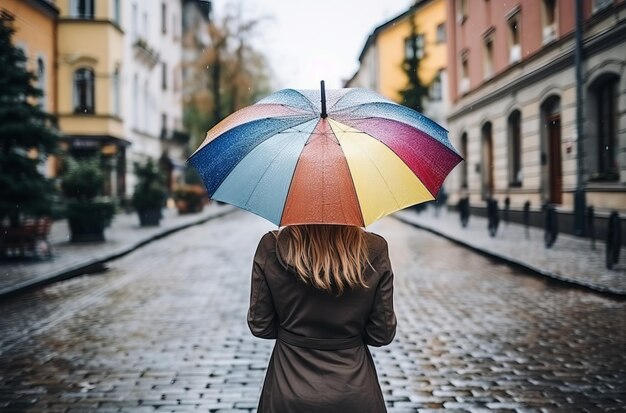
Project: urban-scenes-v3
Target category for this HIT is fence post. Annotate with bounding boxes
[458,197,470,228]
[543,203,558,248]
[504,196,510,226]
[523,201,531,239]
[487,198,499,237]
[587,206,595,250]
[606,211,621,269]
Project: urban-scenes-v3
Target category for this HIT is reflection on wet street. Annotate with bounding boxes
[0,211,624,412]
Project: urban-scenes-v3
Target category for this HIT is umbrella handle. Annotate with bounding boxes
[320,80,328,118]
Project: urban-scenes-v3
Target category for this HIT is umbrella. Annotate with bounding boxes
[188,81,462,227]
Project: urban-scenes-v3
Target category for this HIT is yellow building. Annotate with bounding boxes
[2,0,59,177]
[347,0,448,126]
[56,0,127,197]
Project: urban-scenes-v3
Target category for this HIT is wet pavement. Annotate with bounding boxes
[0,211,624,412]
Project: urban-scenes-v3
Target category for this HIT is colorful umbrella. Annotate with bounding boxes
[188,81,462,227]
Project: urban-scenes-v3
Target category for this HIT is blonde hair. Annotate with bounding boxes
[278,225,369,295]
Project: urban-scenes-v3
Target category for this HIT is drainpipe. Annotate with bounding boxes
[573,0,586,236]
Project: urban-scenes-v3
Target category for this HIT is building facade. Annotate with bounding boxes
[346,0,449,132]
[122,0,187,195]
[446,0,626,224]
[55,0,127,197]
[2,0,59,177]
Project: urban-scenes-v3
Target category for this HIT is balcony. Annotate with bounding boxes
[133,38,160,68]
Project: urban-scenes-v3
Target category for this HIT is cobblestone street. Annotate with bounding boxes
[0,211,624,413]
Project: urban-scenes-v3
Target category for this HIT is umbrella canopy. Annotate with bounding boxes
[188,82,462,227]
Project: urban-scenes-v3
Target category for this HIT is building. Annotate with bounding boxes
[346,0,449,132]
[2,0,59,177]
[122,0,188,195]
[446,0,626,232]
[55,0,127,197]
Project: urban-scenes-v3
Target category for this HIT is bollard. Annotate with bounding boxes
[587,206,595,250]
[487,198,499,237]
[543,203,558,248]
[523,201,531,239]
[606,211,621,270]
[458,197,470,228]
[504,197,510,226]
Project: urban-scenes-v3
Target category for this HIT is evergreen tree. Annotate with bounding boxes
[399,15,428,113]
[0,17,59,226]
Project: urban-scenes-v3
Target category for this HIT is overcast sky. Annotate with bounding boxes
[228,0,413,90]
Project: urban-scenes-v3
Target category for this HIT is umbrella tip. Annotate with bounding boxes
[320,80,328,118]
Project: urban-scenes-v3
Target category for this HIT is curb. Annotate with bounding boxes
[0,207,237,301]
[393,214,626,300]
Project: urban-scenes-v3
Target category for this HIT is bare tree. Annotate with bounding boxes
[184,3,271,150]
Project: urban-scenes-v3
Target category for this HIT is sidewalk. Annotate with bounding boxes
[0,203,235,299]
[393,207,626,297]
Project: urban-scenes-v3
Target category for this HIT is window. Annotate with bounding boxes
[436,23,446,43]
[430,71,442,101]
[113,0,120,25]
[456,0,468,23]
[508,110,523,186]
[143,80,149,128]
[162,62,168,90]
[404,34,424,60]
[143,12,148,38]
[161,113,167,139]
[590,76,619,181]
[161,2,167,34]
[460,132,468,189]
[112,68,120,116]
[460,52,469,94]
[483,39,494,79]
[73,68,95,114]
[132,3,138,40]
[508,16,521,63]
[36,57,45,109]
[133,74,138,127]
[71,0,94,19]
[593,0,613,12]
[542,0,557,44]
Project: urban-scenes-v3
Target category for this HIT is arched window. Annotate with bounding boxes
[589,74,619,181]
[71,0,95,19]
[508,110,522,186]
[73,68,95,114]
[460,132,468,189]
[37,57,46,110]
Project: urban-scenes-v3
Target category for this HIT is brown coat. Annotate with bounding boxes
[248,230,397,413]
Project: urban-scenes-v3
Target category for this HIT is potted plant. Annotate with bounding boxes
[132,158,167,226]
[0,20,58,257]
[173,185,206,214]
[61,158,116,242]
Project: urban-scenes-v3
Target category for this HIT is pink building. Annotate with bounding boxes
[446,0,626,235]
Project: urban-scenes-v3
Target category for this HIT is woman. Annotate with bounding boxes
[248,224,396,413]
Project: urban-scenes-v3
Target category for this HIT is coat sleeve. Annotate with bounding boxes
[247,234,278,339]
[363,241,397,347]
